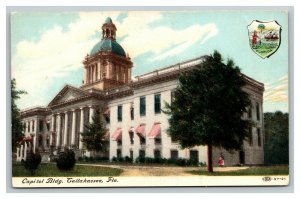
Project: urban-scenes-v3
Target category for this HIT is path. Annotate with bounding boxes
[77,163,249,176]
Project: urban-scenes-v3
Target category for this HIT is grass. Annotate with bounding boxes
[12,163,123,177]
[186,165,289,176]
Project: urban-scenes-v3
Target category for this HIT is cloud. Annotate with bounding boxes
[117,12,218,61]
[264,75,288,103]
[11,11,218,109]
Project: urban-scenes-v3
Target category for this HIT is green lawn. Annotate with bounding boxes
[12,163,123,177]
[187,165,289,176]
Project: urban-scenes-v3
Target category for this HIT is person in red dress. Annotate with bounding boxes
[218,153,225,167]
[252,30,257,46]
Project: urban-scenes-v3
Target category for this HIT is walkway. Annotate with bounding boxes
[77,163,249,176]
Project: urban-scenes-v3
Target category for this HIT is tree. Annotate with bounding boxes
[258,23,265,33]
[164,51,251,172]
[11,78,27,152]
[264,111,289,165]
[81,110,107,158]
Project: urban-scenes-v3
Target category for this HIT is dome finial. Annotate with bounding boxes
[105,17,113,24]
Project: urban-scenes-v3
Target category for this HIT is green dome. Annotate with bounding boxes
[105,17,113,23]
[90,39,126,57]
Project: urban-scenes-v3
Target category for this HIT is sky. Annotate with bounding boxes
[10,10,289,113]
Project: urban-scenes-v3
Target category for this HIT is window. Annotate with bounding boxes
[46,136,50,146]
[154,93,161,114]
[130,103,134,120]
[46,123,50,131]
[256,102,260,121]
[257,128,261,147]
[248,104,252,119]
[170,150,179,160]
[139,136,146,145]
[140,96,146,116]
[117,139,122,146]
[130,150,133,160]
[38,135,43,147]
[249,127,253,146]
[139,150,145,158]
[117,149,122,158]
[105,115,110,123]
[190,150,199,163]
[95,65,98,80]
[154,137,161,145]
[239,151,245,164]
[39,120,44,132]
[129,131,134,145]
[117,105,122,122]
[154,150,161,159]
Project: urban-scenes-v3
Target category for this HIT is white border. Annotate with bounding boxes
[1,0,298,198]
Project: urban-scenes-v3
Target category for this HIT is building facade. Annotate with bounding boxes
[18,17,265,166]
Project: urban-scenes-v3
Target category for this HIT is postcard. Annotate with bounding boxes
[10,9,289,188]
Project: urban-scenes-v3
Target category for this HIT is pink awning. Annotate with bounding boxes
[135,124,146,136]
[103,107,110,115]
[148,123,161,138]
[111,128,122,141]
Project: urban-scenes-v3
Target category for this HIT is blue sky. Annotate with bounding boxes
[11,11,288,112]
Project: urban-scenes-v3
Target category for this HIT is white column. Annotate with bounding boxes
[56,113,61,148]
[25,122,28,134]
[24,142,27,160]
[20,145,24,160]
[43,121,47,149]
[50,115,55,146]
[71,109,76,146]
[49,133,53,147]
[79,107,84,149]
[90,66,93,83]
[30,120,33,132]
[97,62,101,80]
[89,106,95,123]
[16,147,20,162]
[33,119,38,153]
[63,111,69,147]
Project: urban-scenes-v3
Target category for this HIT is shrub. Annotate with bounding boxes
[89,156,94,162]
[124,156,132,163]
[97,156,109,162]
[135,156,145,164]
[78,157,83,162]
[112,156,117,162]
[23,151,41,175]
[199,162,207,167]
[56,149,76,171]
[84,155,89,162]
[117,157,124,162]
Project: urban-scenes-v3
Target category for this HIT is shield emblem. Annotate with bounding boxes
[247,20,281,58]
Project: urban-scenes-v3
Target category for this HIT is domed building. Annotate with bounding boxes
[81,17,133,91]
[18,17,265,166]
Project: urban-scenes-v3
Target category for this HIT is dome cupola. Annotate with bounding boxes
[102,17,117,41]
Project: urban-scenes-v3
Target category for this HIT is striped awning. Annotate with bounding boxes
[103,107,110,115]
[135,124,146,137]
[148,122,161,138]
[111,128,122,141]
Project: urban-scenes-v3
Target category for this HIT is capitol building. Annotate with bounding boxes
[18,17,265,166]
